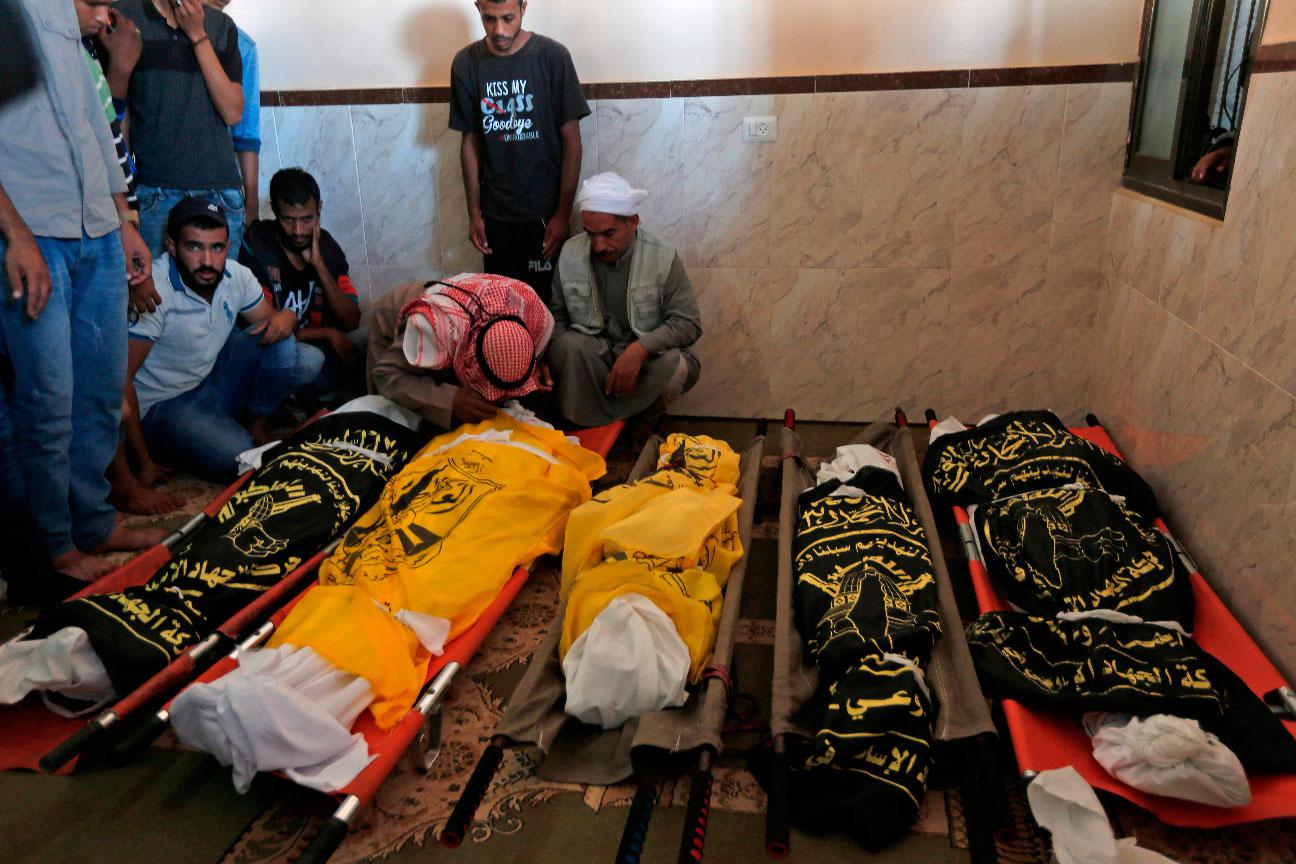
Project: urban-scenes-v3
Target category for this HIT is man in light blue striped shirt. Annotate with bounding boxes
[0,0,158,582]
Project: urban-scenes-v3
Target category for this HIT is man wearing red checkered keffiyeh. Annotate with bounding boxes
[365,273,554,428]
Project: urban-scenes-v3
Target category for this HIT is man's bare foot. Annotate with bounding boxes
[136,461,172,489]
[247,415,274,446]
[51,550,115,582]
[91,525,168,553]
[109,485,184,516]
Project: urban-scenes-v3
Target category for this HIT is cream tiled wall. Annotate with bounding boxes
[1090,71,1296,681]
[259,81,1131,420]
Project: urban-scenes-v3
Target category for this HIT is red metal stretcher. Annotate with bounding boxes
[0,463,308,775]
[124,421,624,864]
[932,410,1296,828]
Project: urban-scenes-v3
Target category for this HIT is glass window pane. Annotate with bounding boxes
[1135,0,1196,161]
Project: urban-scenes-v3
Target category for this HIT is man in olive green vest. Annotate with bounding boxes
[547,173,701,427]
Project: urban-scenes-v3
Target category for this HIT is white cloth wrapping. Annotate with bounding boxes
[235,395,424,472]
[1027,767,1180,864]
[1055,608,1187,636]
[814,444,902,497]
[562,593,690,729]
[0,627,116,716]
[170,645,377,794]
[1087,713,1251,808]
[575,171,648,217]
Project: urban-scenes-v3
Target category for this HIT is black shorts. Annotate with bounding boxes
[483,217,555,306]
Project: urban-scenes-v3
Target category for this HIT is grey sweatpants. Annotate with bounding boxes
[548,330,700,427]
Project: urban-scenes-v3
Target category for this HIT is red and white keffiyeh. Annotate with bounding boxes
[399,273,554,403]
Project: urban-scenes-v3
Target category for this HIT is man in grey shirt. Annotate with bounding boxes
[547,173,701,427]
[116,0,245,258]
[0,0,159,582]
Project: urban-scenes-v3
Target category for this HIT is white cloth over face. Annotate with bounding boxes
[1027,767,1179,864]
[0,627,115,716]
[235,394,424,472]
[170,645,376,794]
[814,444,902,497]
[1087,713,1250,808]
[575,171,648,217]
[562,593,690,729]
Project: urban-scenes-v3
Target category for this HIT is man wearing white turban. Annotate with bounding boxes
[546,172,701,427]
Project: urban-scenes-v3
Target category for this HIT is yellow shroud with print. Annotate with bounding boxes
[560,434,743,681]
[270,414,605,728]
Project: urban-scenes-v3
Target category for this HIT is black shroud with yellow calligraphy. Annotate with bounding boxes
[966,611,1296,773]
[923,411,1159,518]
[786,467,942,850]
[975,487,1194,628]
[31,412,419,694]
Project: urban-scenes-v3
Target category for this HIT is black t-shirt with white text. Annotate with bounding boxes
[239,220,354,330]
[449,34,589,221]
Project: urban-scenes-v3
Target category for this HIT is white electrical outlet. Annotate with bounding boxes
[742,116,777,143]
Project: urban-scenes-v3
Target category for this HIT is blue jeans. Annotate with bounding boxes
[137,185,246,259]
[140,329,313,480]
[0,231,127,555]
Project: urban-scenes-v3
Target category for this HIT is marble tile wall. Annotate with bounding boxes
[1089,70,1296,681]
[260,80,1132,419]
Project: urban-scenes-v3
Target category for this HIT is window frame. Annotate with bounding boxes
[1122,0,1271,219]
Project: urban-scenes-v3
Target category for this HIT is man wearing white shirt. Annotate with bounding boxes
[121,198,300,480]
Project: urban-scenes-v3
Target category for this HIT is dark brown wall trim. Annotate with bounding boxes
[262,62,1135,107]
[1252,40,1296,74]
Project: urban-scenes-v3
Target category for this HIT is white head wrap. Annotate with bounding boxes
[575,172,648,217]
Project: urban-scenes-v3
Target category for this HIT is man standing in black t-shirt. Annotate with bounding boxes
[239,169,361,400]
[449,0,590,305]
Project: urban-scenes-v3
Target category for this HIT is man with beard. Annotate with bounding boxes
[547,173,701,427]
[116,198,300,481]
[240,168,360,400]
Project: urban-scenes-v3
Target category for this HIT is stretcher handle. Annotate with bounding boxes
[296,816,349,864]
[1085,413,1102,428]
[678,753,714,864]
[763,747,790,859]
[109,711,170,766]
[440,737,506,848]
[895,407,909,428]
[924,408,938,426]
[614,783,658,864]
[783,409,795,429]
[39,712,117,773]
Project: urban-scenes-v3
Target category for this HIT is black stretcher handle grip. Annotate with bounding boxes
[615,783,658,864]
[924,408,938,425]
[441,742,504,848]
[110,712,170,765]
[296,816,349,864]
[763,751,790,859]
[678,766,714,864]
[40,718,108,772]
[1085,413,1102,428]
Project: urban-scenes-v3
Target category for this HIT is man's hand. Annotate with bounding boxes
[452,386,499,424]
[100,10,143,76]
[468,212,492,256]
[175,0,207,43]
[5,231,51,319]
[329,328,358,367]
[541,214,569,261]
[1190,145,1234,184]
[129,274,162,315]
[249,308,298,345]
[535,360,554,393]
[120,221,152,286]
[301,225,324,271]
[604,342,648,398]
